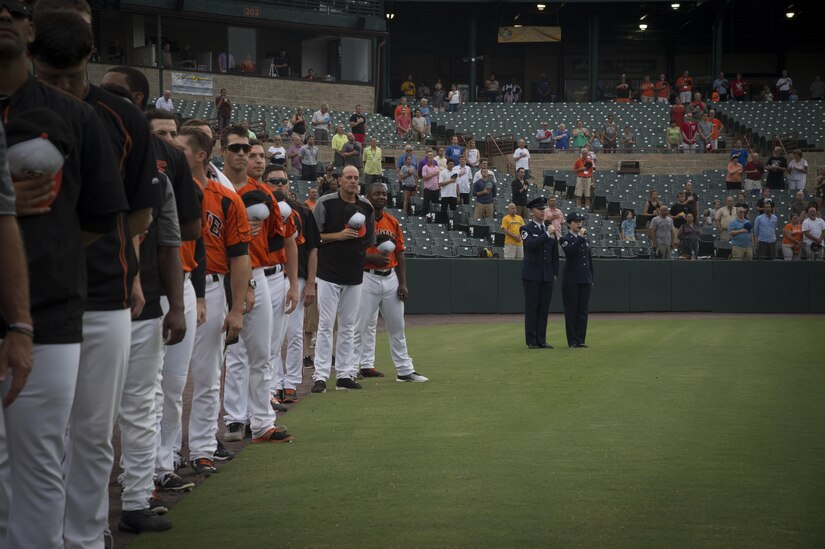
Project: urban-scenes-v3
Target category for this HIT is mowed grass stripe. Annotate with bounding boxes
[132,318,825,548]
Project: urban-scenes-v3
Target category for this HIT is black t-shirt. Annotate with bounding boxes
[350,113,366,134]
[511,178,529,206]
[684,191,699,218]
[135,173,168,321]
[289,201,319,280]
[670,203,690,228]
[0,77,127,343]
[313,193,375,285]
[84,84,163,311]
[765,156,788,188]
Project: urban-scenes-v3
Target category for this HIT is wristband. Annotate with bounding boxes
[7,322,34,339]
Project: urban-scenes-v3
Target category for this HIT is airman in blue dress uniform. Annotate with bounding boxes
[560,212,593,348]
[520,197,559,349]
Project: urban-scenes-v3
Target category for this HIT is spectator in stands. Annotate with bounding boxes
[400,75,416,97]
[274,49,290,77]
[680,117,699,153]
[810,76,824,101]
[789,89,799,102]
[602,115,618,153]
[513,138,531,179]
[728,207,754,260]
[787,150,808,192]
[303,68,316,80]
[417,146,433,175]
[418,98,432,127]
[155,89,173,112]
[554,123,571,151]
[241,119,256,139]
[215,88,232,131]
[765,147,788,190]
[396,145,416,170]
[666,119,681,150]
[312,104,331,144]
[615,74,632,103]
[643,189,664,226]
[418,81,431,100]
[394,100,411,139]
[705,199,721,226]
[790,191,807,218]
[179,43,195,68]
[536,122,554,151]
[466,139,480,170]
[744,152,765,195]
[670,102,686,127]
[697,113,713,152]
[731,73,749,101]
[305,187,318,210]
[511,168,530,219]
[445,136,463,165]
[501,204,525,260]
[438,159,459,215]
[290,106,307,140]
[456,156,472,204]
[620,210,637,241]
[649,206,674,259]
[431,80,446,112]
[340,133,362,171]
[815,167,825,206]
[350,104,367,144]
[735,192,751,219]
[398,154,418,214]
[670,191,690,240]
[714,196,737,240]
[573,148,594,209]
[571,121,590,150]
[483,74,500,102]
[686,92,707,121]
[90,43,100,63]
[420,152,440,215]
[447,83,461,112]
[638,75,654,103]
[708,109,723,150]
[434,147,447,171]
[362,137,383,186]
[655,73,671,104]
[502,77,522,103]
[411,109,429,143]
[621,126,635,151]
[776,69,793,101]
[536,73,553,102]
[782,213,804,260]
[218,50,235,72]
[802,206,825,259]
[683,180,700,219]
[726,153,744,190]
[712,72,730,102]
[287,134,303,176]
[588,128,603,153]
[331,124,348,167]
[676,70,694,104]
[756,188,774,215]
[161,42,173,68]
[277,117,292,136]
[753,200,778,260]
[239,54,255,73]
[267,136,286,165]
[317,164,338,195]
[299,136,319,180]
[472,165,496,219]
[678,213,699,258]
[544,195,564,235]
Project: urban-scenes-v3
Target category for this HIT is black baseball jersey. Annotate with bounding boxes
[290,200,319,280]
[313,192,375,285]
[0,76,127,343]
[83,83,163,311]
[153,136,201,228]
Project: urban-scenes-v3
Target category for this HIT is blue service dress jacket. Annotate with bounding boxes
[520,220,560,282]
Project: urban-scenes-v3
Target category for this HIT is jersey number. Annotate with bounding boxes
[206,211,223,238]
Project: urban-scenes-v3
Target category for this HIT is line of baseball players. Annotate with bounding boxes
[0,3,426,546]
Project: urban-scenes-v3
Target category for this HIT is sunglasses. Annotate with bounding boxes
[2,1,31,19]
[267,177,288,185]
[226,143,251,154]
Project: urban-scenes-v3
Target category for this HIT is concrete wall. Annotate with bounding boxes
[86,63,376,112]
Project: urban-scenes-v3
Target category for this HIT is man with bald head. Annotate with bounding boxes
[155,89,173,112]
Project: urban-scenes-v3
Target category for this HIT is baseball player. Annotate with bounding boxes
[222,131,296,443]
[176,126,252,475]
[0,7,127,546]
[356,182,428,383]
[266,165,318,403]
[29,10,164,547]
[181,118,236,193]
[311,165,375,393]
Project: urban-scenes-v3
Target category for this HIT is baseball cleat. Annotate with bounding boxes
[190,458,217,476]
[359,368,385,378]
[311,380,327,393]
[252,427,294,443]
[223,422,244,442]
[118,509,172,533]
[396,372,429,383]
[155,472,194,492]
[335,377,362,391]
[281,388,299,403]
[214,438,234,461]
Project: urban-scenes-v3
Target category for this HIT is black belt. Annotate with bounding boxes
[264,265,284,277]
[208,273,221,282]
[364,268,393,277]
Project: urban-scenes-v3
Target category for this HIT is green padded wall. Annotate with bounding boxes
[671,261,714,312]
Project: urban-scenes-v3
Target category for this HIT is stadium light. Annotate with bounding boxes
[639,23,648,30]
[671,3,680,9]
[385,12,394,20]
[537,3,546,10]
[785,11,795,18]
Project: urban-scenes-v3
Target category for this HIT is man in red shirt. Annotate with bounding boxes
[731,73,749,101]
[215,88,231,131]
[680,119,699,153]
[676,70,693,104]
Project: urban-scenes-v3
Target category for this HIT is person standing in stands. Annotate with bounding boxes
[520,197,559,349]
[560,212,593,348]
[215,88,232,131]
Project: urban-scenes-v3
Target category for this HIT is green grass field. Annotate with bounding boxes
[133,317,825,548]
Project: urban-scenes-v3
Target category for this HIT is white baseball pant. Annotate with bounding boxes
[155,278,197,475]
[266,267,288,394]
[313,278,361,382]
[187,274,226,461]
[358,272,415,376]
[223,268,276,437]
[0,343,80,549]
[120,317,164,511]
[277,277,306,391]
[64,308,132,549]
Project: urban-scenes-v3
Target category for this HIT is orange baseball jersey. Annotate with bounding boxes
[289,207,306,247]
[195,178,251,274]
[180,240,198,272]
[236,177,285,268]
[267,199,298,266]
[364,212,405,270]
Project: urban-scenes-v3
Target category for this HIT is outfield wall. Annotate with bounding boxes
[405,259,825,314]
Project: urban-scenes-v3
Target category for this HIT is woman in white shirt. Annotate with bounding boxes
[466,139,480,169]
[787,149,808,192]
[447,83,461,112]
[267,136,287,165]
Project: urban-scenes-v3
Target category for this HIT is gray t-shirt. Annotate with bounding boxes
[156,172,181,247]
[0,123,16,216]
[342,141,362,169]
[650,215,673,246]
[300,145,319,166]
